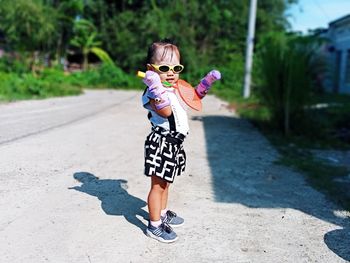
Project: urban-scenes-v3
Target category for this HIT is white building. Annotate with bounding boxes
[323,14,350,94]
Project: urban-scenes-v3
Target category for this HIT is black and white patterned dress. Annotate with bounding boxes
[142,87,189,183]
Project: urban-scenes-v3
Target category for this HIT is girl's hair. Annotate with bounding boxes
[146,38,180,64]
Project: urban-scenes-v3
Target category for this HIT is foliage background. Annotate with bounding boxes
[0,0,297,95]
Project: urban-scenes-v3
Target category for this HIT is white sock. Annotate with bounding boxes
[161,208,168,217]
[150,220,162,227]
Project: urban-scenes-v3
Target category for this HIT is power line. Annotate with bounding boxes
[312,0,330,20]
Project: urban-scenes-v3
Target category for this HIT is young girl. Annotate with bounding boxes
[142,39,220,243]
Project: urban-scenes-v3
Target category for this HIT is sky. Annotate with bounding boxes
[286,0,350,33]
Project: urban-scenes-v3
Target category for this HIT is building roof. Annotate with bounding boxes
[329,14,350,27]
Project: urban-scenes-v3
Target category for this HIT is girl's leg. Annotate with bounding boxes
[161,183,170,211]
[148,175,167,221]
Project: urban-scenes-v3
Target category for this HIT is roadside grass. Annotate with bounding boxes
[0,65,143,102]
[0,71,81,102]
[228,91,350,212]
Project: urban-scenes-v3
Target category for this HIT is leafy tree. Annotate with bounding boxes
[0,0,57,52]
[0,0,58,72]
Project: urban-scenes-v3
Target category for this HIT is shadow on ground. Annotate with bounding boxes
[69,172,148,232]
[198,115,350,261]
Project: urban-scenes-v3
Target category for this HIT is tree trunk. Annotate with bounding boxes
[83,49,88,71]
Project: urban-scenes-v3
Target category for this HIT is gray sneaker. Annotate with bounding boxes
[161,210,184,227]
[146,222,178,243]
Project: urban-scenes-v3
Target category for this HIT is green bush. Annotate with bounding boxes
[64,64,142,89]
[0,63,144,101]
[88,63,138,88]
[0,56,29,74]
[0,71,81,101]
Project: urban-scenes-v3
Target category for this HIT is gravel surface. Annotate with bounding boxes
[0,90,349,262]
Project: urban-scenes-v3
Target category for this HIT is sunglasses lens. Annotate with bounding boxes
[158,65,170,72]
[173,65,183,73]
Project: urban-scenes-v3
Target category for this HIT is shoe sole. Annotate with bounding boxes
[168,221,184,228]
[146,229,178,243]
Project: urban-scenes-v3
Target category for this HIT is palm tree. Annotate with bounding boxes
[70,18,113,70]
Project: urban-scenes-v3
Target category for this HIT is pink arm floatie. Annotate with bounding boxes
[142,71,171,110]
[195,70,221,98]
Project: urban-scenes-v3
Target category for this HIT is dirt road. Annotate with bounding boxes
[0,90,349,262]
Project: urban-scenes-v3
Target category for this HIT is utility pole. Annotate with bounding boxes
[243,0,258,98]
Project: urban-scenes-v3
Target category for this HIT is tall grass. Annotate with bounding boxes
[255,32,326,135]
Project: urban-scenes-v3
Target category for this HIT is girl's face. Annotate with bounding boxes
[147,46,181,85]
